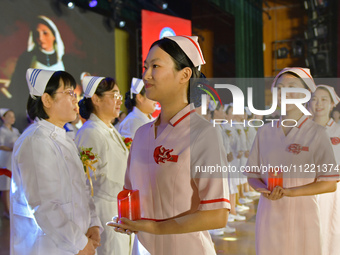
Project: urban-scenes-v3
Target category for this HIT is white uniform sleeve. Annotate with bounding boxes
[75,128,107,171]
[86,185,104,233]
[16,135,88,253]
[119,117,147,139]
[75,127,123,196]
[191,125,230,211]
[0,128,4,146]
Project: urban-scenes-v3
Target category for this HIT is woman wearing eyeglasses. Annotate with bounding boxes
[75,76,130,255]
[11,68,103,255]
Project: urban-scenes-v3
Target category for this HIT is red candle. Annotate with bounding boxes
[117,189,141,220]
[267,167,283,192]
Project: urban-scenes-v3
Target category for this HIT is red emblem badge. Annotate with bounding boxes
[153,145,178,164]
[331,137,340,145]
[288,144,309,155]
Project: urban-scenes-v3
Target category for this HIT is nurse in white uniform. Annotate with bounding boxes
[0,108,20,218]
[310,84,340,255]
[75,76,130,255]
[246,67,339,255]
[11,68,102,255]
[118,78,156,139]
[108,36,230,255]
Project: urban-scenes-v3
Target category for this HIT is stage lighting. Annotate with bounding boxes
[67,1,75,9]
[89,0,97,8]
[152,0,168,10]
[161,2,168,10]
[118,20,126,28]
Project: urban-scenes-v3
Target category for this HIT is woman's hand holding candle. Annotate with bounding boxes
[255,187,284,200]
[106,216,157,235]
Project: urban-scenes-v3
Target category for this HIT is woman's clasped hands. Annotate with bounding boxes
[256,186,292,200]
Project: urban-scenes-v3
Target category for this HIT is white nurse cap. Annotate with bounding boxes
[0,108,10,117]
[271,67,317,92]
[316,85,340,106]
[82,76,105,98]
[130,78,144,99]
[165,36,206,67]
[26,68,55,97]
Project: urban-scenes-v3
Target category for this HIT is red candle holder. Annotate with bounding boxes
[267,167,283,192]
[117,189,141,221]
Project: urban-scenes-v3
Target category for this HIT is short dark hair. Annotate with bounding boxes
[78,77,116,119]
[27,71,76,120]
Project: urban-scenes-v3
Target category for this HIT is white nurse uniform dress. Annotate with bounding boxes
[75,113,130,255]
[318,118,340,255]
[124,104,230,255]
[246,116,339,255]
[0,125,20,190]
[118,106,153,139]
[10,119,102,255]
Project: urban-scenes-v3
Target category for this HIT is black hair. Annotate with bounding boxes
[124,87,146,113]
[27,71,76,120]
[78,77,116,119]
[150,38,201,103]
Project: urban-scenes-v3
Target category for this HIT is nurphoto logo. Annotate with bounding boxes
[194,78,312,128]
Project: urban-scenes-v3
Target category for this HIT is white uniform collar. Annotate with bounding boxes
[89,113,127,151]
[169,103,195,127]
[326,118,335,127]
[132,107,151,122]
[38,119,66,139]
[89,113,114,131]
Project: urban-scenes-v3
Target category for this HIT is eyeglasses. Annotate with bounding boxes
[103,93,123,100]
[55,90,77,99]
